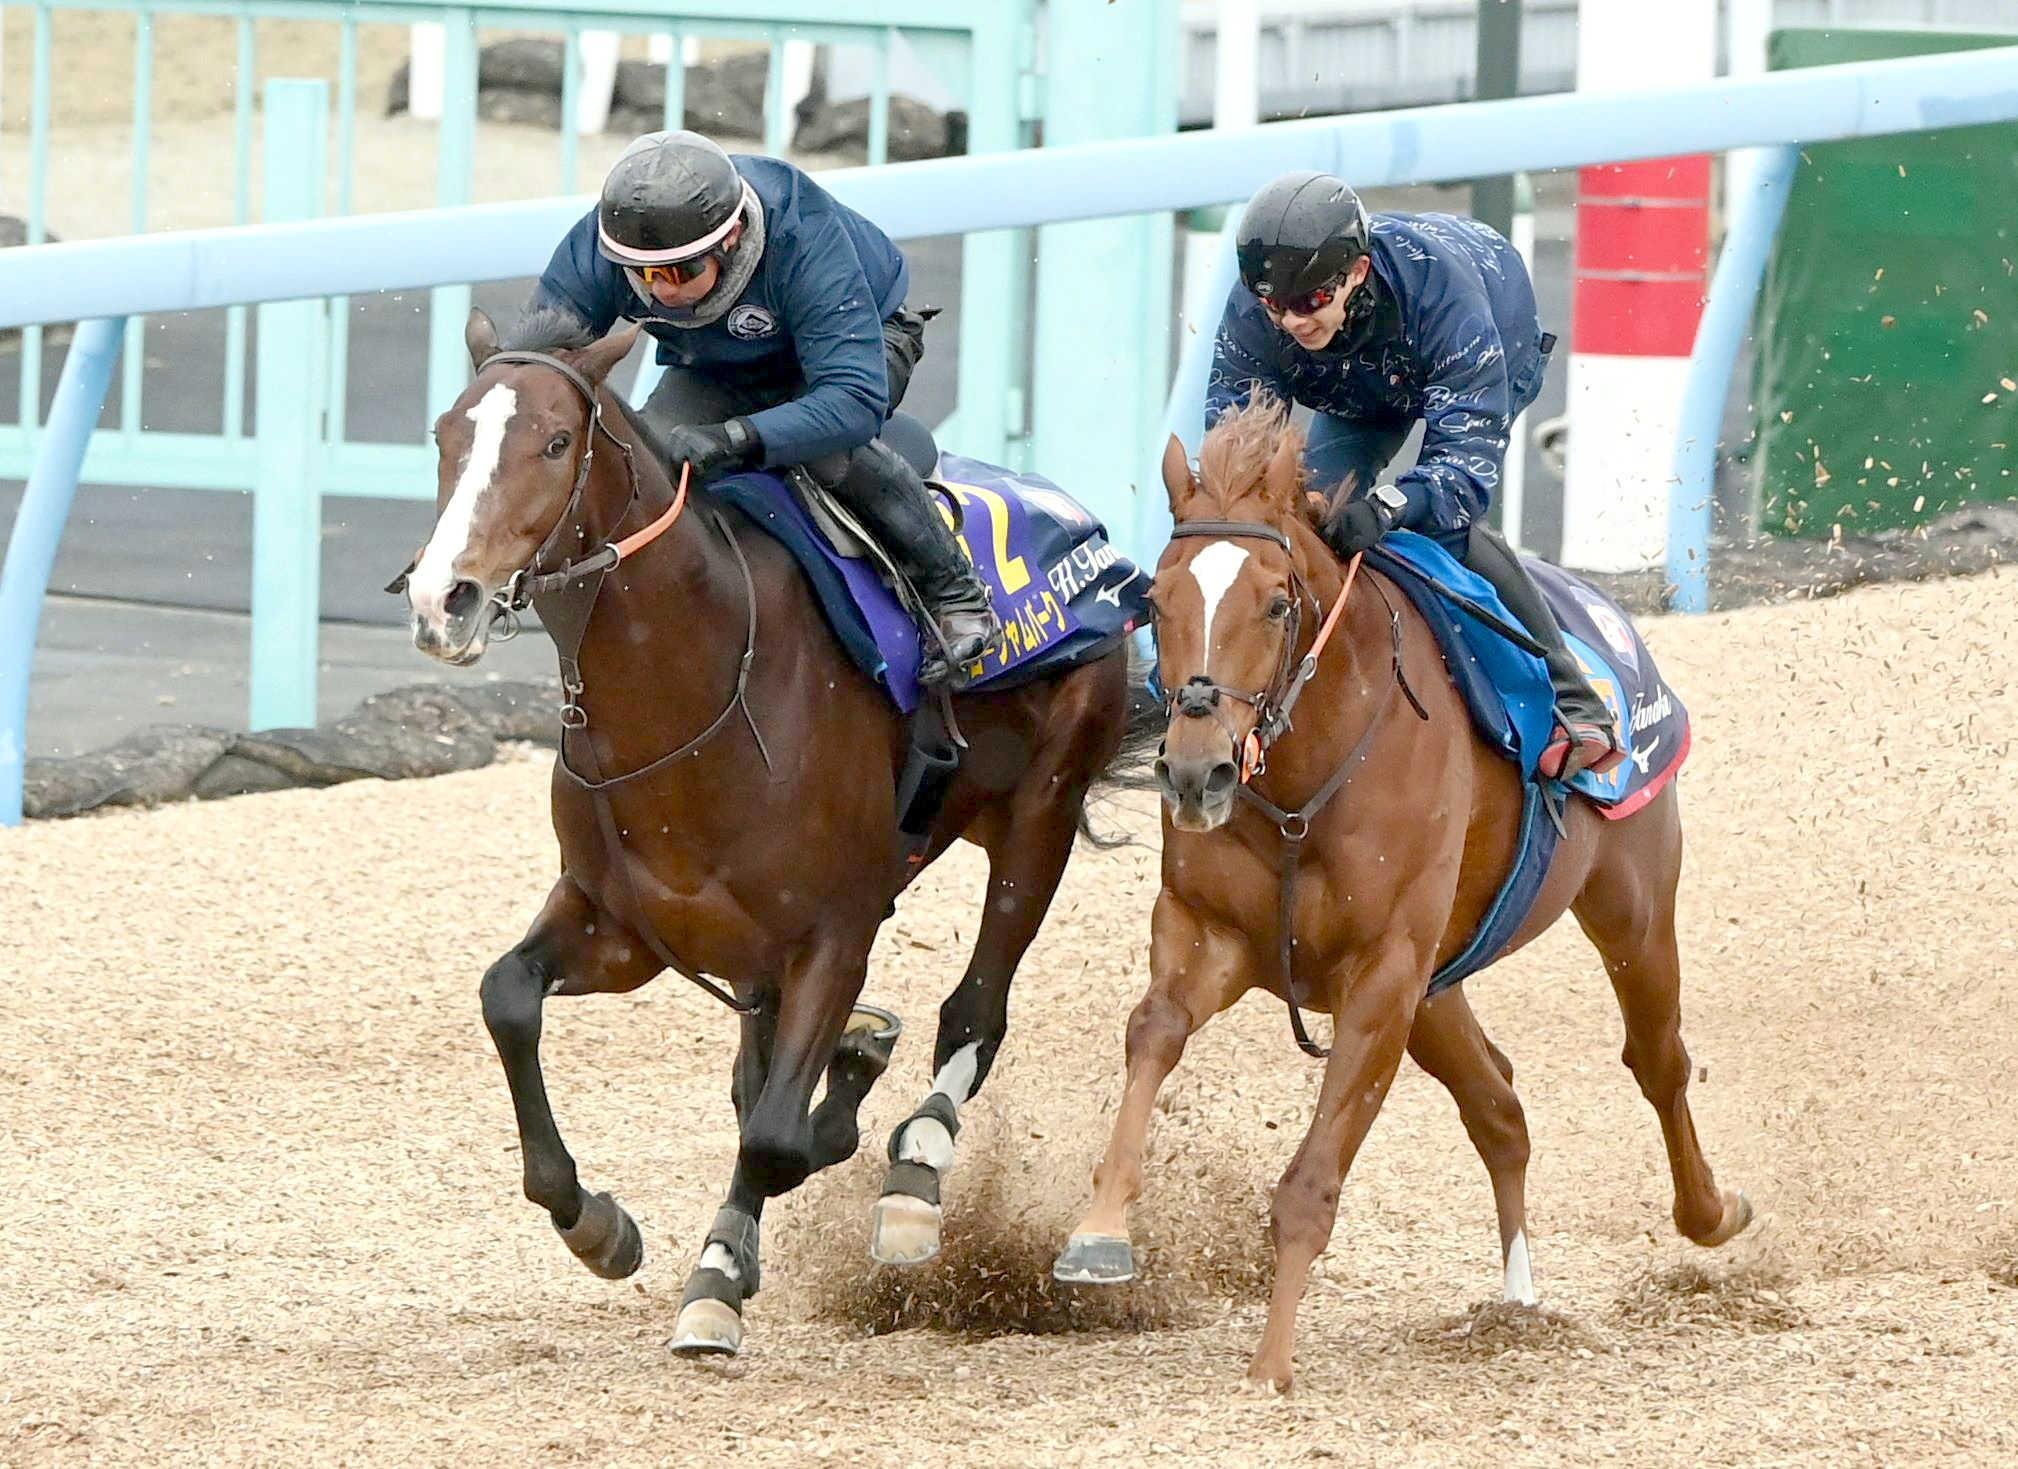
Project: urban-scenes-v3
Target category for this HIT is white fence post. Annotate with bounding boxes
[409,23,445,121]
[576,32,621,135]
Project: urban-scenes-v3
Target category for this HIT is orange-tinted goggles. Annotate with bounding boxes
[633,257,711,290]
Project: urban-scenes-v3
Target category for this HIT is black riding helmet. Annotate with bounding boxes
[597,130,750,266]
[1236,171,1371,303]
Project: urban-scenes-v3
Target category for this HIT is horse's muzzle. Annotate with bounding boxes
[1155,748,1239,832]
[409,575,492,665]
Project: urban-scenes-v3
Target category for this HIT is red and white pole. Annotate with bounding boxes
[1560,0,1717,571]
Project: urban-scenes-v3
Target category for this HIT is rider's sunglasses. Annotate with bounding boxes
[1259,279,1342,319]
[633,257,712,290]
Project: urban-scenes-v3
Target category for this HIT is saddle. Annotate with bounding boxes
[704,415,1151,872]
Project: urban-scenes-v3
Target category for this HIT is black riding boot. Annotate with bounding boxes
[818,440,1004,687]
[1463,522,1623,779]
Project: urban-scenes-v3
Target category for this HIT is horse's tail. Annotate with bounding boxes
[1078,652,1163,851]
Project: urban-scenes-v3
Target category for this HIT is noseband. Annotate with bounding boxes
[1164,518,1427,1057]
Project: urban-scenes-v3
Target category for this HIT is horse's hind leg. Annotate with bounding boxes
[1407,986,1537,1304]
[869,791,1083,1266]
[1573,793,1752,1247]
[480,877,662,1280]
[805,1003,902,1171]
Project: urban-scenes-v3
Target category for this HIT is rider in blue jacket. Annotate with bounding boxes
[1208,171,1622,780]
[530,130,1001,685]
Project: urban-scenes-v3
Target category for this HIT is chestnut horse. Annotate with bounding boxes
[1053,399,1752,1390]
[400,311,1138,1357]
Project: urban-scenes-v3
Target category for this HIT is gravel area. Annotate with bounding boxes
[4,569,2017,1466]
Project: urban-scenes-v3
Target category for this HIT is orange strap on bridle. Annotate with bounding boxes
[614,461,691,562]
[1304,550,1362,669]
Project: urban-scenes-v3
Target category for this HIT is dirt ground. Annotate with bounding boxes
[4,569,2017,1466]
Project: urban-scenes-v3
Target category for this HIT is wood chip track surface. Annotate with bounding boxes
[5,572,2017,1467]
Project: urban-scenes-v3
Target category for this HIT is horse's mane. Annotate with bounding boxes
[501,304,600,353]
[610,393,681,481]
[1198,392,1303,511]
[496,304,684,481]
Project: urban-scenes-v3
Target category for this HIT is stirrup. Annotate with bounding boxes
[917,605,1003,688]
[1539,719,1625,781]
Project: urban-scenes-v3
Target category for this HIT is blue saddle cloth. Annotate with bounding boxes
[708,452,1151,713]
[1362,532,1691,992]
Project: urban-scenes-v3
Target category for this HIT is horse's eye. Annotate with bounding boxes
[545,432,572,459]
[1266,594,1292,621]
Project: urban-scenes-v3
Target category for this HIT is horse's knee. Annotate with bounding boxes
[739,1098,815,1197]
[936,991,1007,1085]
[738,1132,813,1197]
[1268,1165,1341,1261]
[1466,1092,1532,1173]
[1621,1030,1690,1104]
[808,1107,861,1170]
[480,950,545,1052]
[1123,992,1190,1072]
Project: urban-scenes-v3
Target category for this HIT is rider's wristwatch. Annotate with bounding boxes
[1370,483,1408,523]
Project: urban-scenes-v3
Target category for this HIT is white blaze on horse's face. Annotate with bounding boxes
[408,382,518,631]
[1188,540,1251,673]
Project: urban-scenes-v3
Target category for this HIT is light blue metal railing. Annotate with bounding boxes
[1,0,1040,487]
[8,45,2018,823]
[1667,144,1803,614]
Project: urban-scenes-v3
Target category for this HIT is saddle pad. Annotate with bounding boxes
[1368,532,1690,817]
[1363,533,1692,992]
[709,455,1150,713]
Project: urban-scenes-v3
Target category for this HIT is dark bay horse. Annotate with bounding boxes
[400,311,1136,1357]
[1052,399,1752,1391]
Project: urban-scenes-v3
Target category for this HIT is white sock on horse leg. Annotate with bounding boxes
[895,1041,982,1170]
[1502,1229,1536,1306]
[700,1244,741,1281]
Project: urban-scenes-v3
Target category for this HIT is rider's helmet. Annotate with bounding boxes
[596,130,753,271]
[1235,172,1371,309]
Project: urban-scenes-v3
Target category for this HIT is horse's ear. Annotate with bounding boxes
[1161,434,1199,516]
[578,322,642,386]
[1262,428,1303,514]
[466,308,499,369]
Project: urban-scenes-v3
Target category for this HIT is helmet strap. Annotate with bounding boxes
[1333,264,1386,356]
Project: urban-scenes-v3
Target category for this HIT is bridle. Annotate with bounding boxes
[1163,519,1427,1057]
[479,349,681,644]
[1166,519,1353,785]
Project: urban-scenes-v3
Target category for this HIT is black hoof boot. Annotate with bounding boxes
[670,1206,760,1358]
[553,1189,645,1280]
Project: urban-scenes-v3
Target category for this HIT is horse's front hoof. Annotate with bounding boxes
[869,1191,942,1266]
[1242,1360,1294,1395]
[1052,1233,1136,1286]
[1695,1188,1756,1248]
[669,1297,743,1358]
[554,1190,644,1280]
